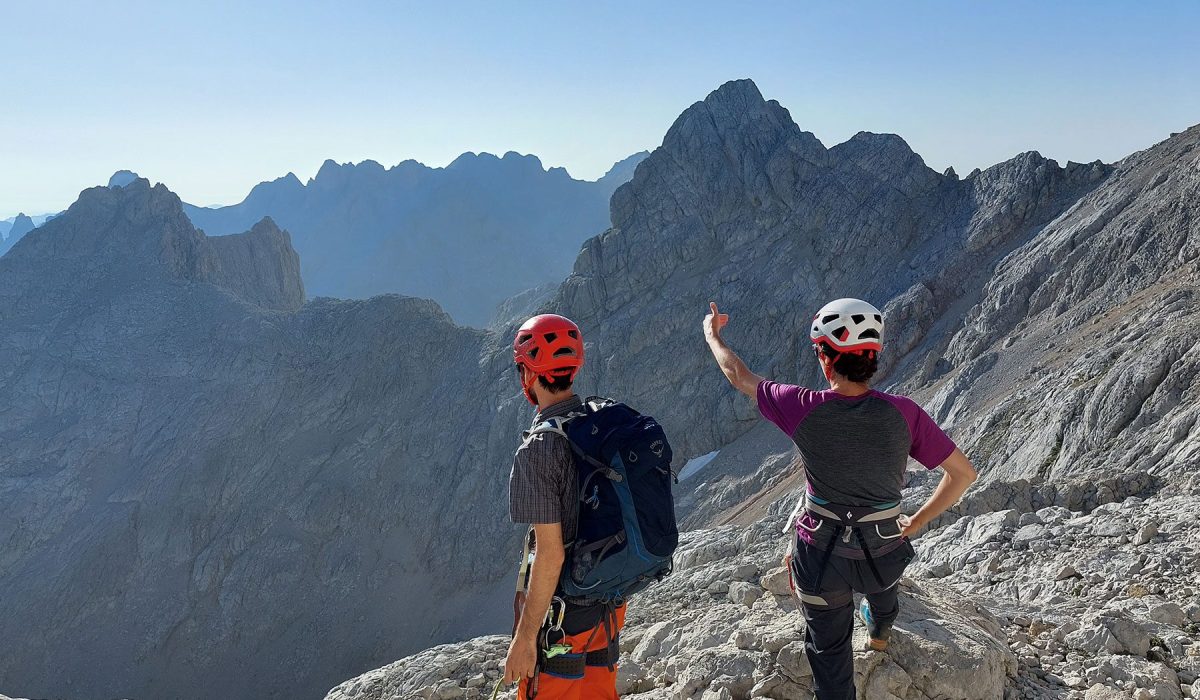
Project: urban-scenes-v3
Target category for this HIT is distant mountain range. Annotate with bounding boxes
[183,150,649,326]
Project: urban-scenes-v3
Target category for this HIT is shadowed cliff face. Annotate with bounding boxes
[183,151,649,327]
[0,180,506,700]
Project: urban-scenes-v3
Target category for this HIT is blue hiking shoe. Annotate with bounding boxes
[858,598,889,650]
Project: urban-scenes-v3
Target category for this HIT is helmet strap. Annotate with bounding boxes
[518,365,539,406]
[814,344,835,384]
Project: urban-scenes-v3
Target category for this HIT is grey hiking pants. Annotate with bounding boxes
[789,534,916,700]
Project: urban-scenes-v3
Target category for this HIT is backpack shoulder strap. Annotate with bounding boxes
[583,396,620,413]
[522,403,593,447]
[526,416,571,443]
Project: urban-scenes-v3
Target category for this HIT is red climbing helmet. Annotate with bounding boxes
[514,314,584,403]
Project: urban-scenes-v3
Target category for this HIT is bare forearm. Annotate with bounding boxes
[516,549,563,641]
[912,471,975,528]
[705,334,762,399]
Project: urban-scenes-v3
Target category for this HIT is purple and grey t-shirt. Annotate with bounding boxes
[758,380,955,533]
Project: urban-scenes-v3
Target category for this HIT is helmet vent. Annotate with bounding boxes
[567,330,578,339]
[552,347,576,357]
[834,326,849,341]
[874,314,882,322]
[518,334,533,344]
[543,332,558,343]
[822,314,839,324]
[851,314,865,324]
[860,329,880,339]
[528,348,540,358]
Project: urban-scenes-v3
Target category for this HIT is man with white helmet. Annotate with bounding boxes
[702,298,977,700]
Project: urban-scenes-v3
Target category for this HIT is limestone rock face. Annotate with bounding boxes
[908,123,1200,490]
[203,217,305,311]
[547,79,1116,524]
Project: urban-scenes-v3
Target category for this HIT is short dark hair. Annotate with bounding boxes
[818,344,878,383]
[537,372,574,393]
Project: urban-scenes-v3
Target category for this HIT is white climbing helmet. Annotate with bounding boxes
[810,298,884,354]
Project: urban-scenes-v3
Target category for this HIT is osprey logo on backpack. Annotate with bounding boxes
[532,397,679,604]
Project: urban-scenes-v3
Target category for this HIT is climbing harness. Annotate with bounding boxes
[531,599,622,685]
[796,495,906,592]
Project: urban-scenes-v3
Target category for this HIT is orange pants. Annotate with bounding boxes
[519,604,627,700]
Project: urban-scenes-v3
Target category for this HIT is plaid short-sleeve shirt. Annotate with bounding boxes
[508,395,583,539]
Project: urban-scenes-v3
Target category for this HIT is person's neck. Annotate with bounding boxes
[827,378,870,397]
[536,391,577,413]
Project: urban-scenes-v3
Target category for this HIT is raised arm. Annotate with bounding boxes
[703,302,764,402]
[901,448,977,537]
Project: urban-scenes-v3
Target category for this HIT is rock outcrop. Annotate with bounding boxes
[324,480,1200,700]
[183,151,648,326]
[326,510,1016,700]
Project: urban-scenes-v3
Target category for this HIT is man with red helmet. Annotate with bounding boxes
[504,314,626,700]
[702,299,977,700]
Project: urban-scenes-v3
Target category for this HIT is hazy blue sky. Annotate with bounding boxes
[2,1,1198,218]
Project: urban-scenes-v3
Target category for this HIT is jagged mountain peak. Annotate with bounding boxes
[701,77,770,113]
[107,170,140,188]
[307,158,388,186]
[661,77,819,157]
[596,150,650,185]
[3,178,306,312]
[9,212,33,228]
[829,130,941,193]
[253,171,304,192]
[833,130,922,162]
[446,150,552,176]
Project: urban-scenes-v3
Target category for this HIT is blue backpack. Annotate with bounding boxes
[532,397,678,603]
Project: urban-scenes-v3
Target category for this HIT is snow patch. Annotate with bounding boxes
[679,450,719,481]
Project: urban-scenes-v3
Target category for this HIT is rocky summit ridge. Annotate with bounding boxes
[1,79,1198,700]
